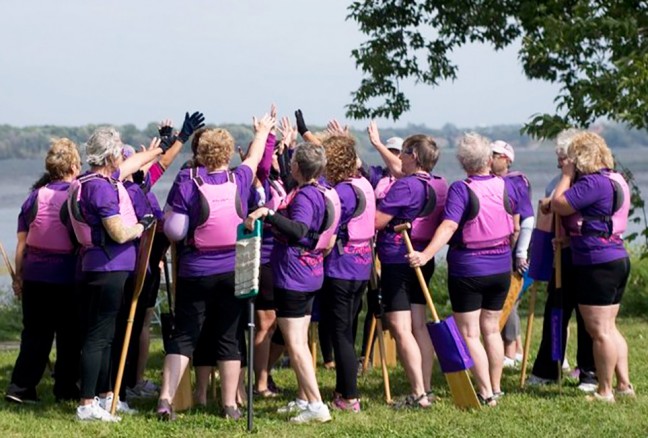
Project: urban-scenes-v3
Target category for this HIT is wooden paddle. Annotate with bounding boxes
[111,223,157,415]
[395,224,481,409]
[0,242,16,281]
[519,282,538,387]
[499,272,524,330]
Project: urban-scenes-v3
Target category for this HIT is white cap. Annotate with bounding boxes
[491,140,515,163]
[385,137,404,152]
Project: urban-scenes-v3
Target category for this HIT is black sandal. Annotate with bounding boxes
[393,393,431,409]
[477,393,497,407]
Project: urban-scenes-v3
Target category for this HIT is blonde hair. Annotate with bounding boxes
[46,138,80,180]
[456,132,492,174]
[86,127,123,167]
[324,135,358,185]
[196,128,235,170]
[568,132,614,174]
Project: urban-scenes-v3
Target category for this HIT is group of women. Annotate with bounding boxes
[5,106,634,424]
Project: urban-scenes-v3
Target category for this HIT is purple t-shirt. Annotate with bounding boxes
[168,165,253,277]
[506,173,534,220]
[17,181,77,284]
[324,182,372,281]
[248,180,274,264]
[444,175,516,277]
[272,185,326,292]
[166,165,207,209]
[365,165,386,189]
[376,174,431,264]
[142,174,164,220]
[77,172,137,272]
[564,172,628,265]
[124,180,153,220]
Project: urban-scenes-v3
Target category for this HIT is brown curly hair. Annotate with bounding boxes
[568,132,614,174]
[196,128,235,171]
[323,135,358,185]
[46,138,81,180]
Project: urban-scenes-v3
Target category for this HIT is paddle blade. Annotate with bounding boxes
[445,371,481,410]
[173,366,193,411]
[427,318,474,373]
[528,229,554,281]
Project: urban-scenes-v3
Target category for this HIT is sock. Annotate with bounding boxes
[296,398,308,408]
[308,401,323,411]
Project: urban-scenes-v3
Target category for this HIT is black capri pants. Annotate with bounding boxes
[167,272,245,362]
[448,272,511,313]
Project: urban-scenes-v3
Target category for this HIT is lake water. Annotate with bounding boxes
[1,148,647,290]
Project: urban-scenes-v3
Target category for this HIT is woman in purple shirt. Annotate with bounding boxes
[407,133,518,406]
[158,115,273,421]
[73,128,162,422]
[551,132,633,402]
[245,142,333,424]
[5,139,82,405]
[374,134,443,409]
[321,135,376,412]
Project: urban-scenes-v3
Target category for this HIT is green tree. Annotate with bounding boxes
[346,0,648,139]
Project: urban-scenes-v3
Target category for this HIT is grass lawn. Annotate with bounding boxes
[0,317,646,437]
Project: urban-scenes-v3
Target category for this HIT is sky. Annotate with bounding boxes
[0,1,561,130]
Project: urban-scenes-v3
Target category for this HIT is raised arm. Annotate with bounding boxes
[119,137,163,181]
[295,109,321,145]
[551,161,577,216]
[368,121,403,177]
[159,112,204,169]
[241,112,276,175]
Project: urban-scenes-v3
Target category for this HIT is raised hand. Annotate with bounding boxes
[253,113,276,135]
[177,111,206,143]
[327,119,349,136]
[158,119,174,138]
[295,109,309,136]
[367,120,383,147]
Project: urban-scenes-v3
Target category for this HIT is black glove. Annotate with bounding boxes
[159,135,178,153]
[177,111,206,143]
[158,124,173,138]
[138,214,156,231]
[295,109,309,136]
[132,170,145,186]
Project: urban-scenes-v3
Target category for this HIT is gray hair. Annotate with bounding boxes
[85,127,123,167]
[555,128,582,156]
[456,132,492,174]
[292,142,327,181]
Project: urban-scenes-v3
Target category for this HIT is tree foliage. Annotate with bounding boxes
[346,0,648,138]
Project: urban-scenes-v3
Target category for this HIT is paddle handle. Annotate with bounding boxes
[111,297,138,415]
[376,319,392,404]
[0,242,16,281]
[362,316,377,374]
[394,223,440,323]
[520,282,538,388]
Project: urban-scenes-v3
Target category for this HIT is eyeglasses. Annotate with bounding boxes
[401,148,415,155]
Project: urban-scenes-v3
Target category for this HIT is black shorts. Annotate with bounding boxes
[255,263,275,311]
[381,261,435,313]
[574,258,630,306]
[274,288,316,318]
[448,272,511,313]
[167,272,245,362]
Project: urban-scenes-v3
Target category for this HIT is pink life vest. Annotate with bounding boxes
[191,172,244,251]
[460,176,514,249]
[26,185,75,254]
[68,173,138,248]
[374,175,396,200]
[339,176,376,245]
[562,170,630,238]
[265,178,288,211]
[410,174,448,243]
[280,183,341,252]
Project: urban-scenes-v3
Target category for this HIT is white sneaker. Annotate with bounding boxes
[515,353,524,362]
[99,394,138,414]
[290,404,332,424]
[526,374,554,386]
[77,397,121,422]
[577,382,598,393]
[277,399,308,414]
[562,358,571,371]
[503,357,519,369]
